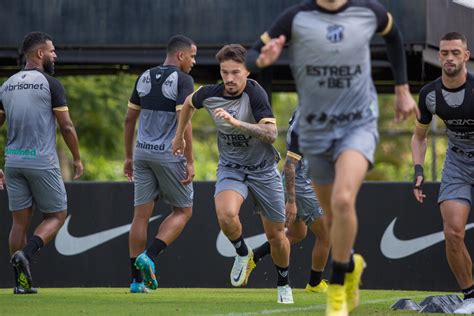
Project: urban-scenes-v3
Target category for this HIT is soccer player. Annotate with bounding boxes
[172,44,293,304]
[124,35,197,293]
[0,31,83,294]
[245,0,418,314]
[251,109,330,292]
[411,32,474,314]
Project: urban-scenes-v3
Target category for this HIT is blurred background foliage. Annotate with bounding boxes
[0,73,447,182]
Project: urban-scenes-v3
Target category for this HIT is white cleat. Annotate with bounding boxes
[454,298,474,314]
[277,284,294,304]
[230,249,253,287]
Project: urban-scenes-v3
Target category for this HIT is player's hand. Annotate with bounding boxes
[172,137,186,156]
[181,161,195,185]
[73,159,84,180]
[256,35,286,68]
[394,84,419,123]
[213,108,239,127]
[285,201,297,227]
[0,169,5,190]
[413,164,426,203]
[123,158,134,182]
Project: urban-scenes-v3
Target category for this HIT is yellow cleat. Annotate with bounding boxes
[345,254,366,312]
[242,250,256,287]
[305,279,328,293]
[326,284,348,316]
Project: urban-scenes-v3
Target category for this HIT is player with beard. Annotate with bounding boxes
[172,44,293,304]
[0,31,83,294]
[411,32,474,314]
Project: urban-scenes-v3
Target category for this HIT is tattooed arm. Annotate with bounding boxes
[213,108,277,144]
[283,155,298,225]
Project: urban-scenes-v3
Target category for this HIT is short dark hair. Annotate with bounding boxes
[22,31,53,55]
[215,44,247,64]
[167,35,195,54]
[441,32,468,45]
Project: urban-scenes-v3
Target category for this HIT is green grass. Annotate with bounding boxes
[0,288,453,315]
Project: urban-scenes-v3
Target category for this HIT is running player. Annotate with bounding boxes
[246,0,418,314]
[124,35,196,293]
[172,44,293,304]
[251,109,330,293]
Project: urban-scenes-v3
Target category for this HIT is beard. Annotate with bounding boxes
[43,59,55,75]
[442,63,463,77]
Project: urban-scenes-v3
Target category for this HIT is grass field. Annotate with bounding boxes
[0,288,452,315]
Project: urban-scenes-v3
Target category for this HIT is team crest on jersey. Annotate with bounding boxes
[326,24,344,43]
[227,109,238,118]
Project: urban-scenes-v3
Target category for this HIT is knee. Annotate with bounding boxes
[216,210,238,229]
[267,227,288,247]
[174,207,193,222]
[286,230,306,244]
[444,225,465,245]
[50,210,67,226]
[331,191,354,215]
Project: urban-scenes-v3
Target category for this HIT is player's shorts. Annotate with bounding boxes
[5,167,67,213]
[438,148,474,205]
[294,184,324,225]
[304,122,378,185]
[215,165,285,223]
[134,159,193,208]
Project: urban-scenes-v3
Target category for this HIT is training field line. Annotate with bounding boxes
[216,295,427,315]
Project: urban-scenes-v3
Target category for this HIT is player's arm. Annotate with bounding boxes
[0,112,5,127]
[176,106,195,185]
[284,153,300,225]
[246,5,298,72]
[172,95,196,156]
[411,122,429,203]
[0,98,5,189]
[55,108,83,179]
[124,104,140,181]
[372,2,418,122]
[213,107,278,144]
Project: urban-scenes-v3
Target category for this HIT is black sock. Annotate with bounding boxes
[309,269,323,287]
[276,265,290,286]
[347,253,355,273]
[13,266,19,287]
[130,258,143,283]
[22,236,44,261]
[230,235,248,257]
[146,238,167,262]
[253,242,271,263]
[330,261,349,285]
[463,284,474,300]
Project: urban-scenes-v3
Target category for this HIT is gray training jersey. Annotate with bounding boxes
[285,110,314,198]
[191,79,280,173]
[263,0,392,154]
[0,69,67,169]
[129,65,194,162]
[418,73,474,163]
